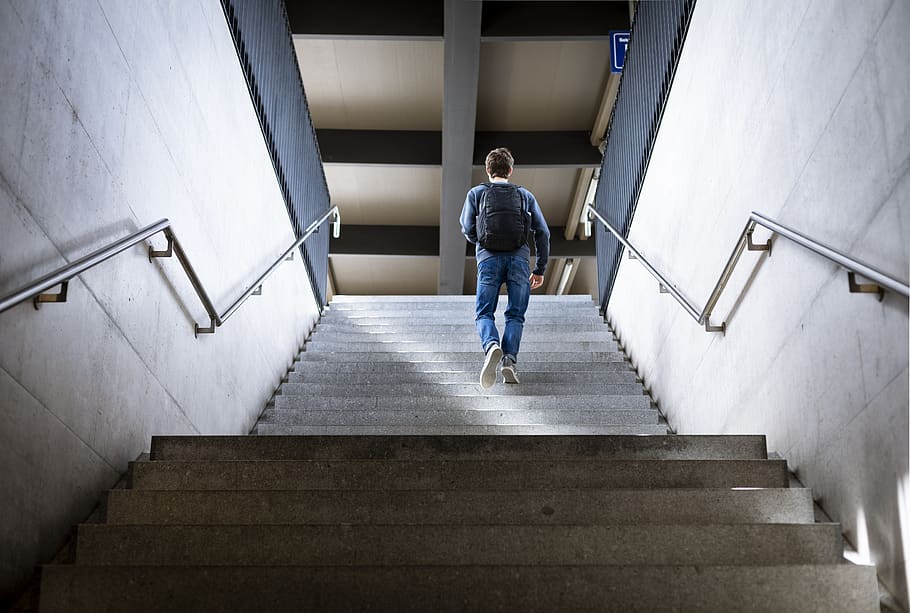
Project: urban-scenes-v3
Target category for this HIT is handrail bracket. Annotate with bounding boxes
[33,280,69,310]
[704,317,726,334]
[746,228,772,255]
[847,272,884,302]
[148,234,174,261]
[195,317,216,337]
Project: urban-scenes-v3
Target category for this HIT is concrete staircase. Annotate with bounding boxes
[259,294,665,435]
[37,295,880,611]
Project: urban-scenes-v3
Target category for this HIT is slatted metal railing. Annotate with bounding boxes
[593,0,697,313]
[220,0,332,308]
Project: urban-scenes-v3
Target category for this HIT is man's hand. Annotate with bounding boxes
[529,274,544,290]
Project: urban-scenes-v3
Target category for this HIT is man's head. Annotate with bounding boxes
[485,147,514,180]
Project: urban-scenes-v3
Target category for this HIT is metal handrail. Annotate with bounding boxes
[584,204,909,333]
[0,207,341,336]
[220,206,340,324]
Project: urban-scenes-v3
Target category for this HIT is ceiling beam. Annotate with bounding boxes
[317,130,441,166]
[286,1,443,39]
[473,131,601,167]
[326,258,338,300]
[316,130,601,167]
[286,2,631,41]
[556,257,580,295]
[564,168,595,241]
[544,258,567,295]
[329,226,596,258]
[439,0,482,295]
[562,58,622,240]
[481,1,631,41]
[591,73,622,147]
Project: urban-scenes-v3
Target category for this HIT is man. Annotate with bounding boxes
[460,147,550,388]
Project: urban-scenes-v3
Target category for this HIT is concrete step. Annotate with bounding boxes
[320,310,605,320]
[253,424,671,435]
[74,523,843,566]
[314,322,608,333]
[37,564,881,613]
[257,408,659,427]
[106,488,814,525]
[309,330,618,342]
[149,435,769,461]
[128,459,789,490]
[331,295,597,303]
[272,394,652,411]
[327,302,600,312]
[324,309,601,318]
[303,340,620,352]
[324,300,604,321]
[286,370,640,385]
[277,382,644,397]
[295,351,628,363]
[290,360,635,374]
[320,315,606,325]
[321,312,603,322]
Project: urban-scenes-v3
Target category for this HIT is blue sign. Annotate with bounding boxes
[610,30,631,73]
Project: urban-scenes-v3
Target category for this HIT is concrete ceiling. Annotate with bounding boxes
[294,39,443,130]
[288,1,630,297]
[477,41,612,131]
[322,166,442,226]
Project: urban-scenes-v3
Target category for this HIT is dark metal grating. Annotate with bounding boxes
[219,0,332,308]
[593,0,697,313]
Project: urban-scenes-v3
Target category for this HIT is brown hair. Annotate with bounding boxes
[485,147,514,179]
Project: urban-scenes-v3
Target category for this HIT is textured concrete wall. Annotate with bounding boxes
[0,0,320,602]
[607,0,909,606]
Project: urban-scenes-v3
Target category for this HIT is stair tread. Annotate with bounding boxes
[75,523,843,566]
[39,564,880,613]
[106,487,815,525]
[150,435,769,460]
[273,397,654,412]
[128,458,789,490]
[257,410,660,427]
[255,424,672,435]
[277,382,644,396]
[292,360,632,370]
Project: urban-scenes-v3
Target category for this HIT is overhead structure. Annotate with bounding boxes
[287,1,631,295]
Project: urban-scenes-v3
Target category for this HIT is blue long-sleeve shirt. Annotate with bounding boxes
[460,182,550,276]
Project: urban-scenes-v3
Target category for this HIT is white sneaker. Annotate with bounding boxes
[480,344,502,388]
[501,357,519,384]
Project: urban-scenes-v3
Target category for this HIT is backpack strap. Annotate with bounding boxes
[512,184,528,215]
[479,182,494,212]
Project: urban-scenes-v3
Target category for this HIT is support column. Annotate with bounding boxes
[439,0,482,295]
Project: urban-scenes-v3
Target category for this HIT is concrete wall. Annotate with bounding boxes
[0,0,321,602]
[607,0,909,606]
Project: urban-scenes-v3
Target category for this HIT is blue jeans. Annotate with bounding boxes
[475,255,531,363]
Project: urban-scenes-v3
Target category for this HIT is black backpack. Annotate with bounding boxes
[476,182,530,252]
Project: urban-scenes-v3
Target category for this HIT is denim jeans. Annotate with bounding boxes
[474,255,531,363]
